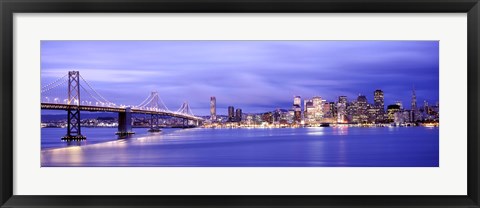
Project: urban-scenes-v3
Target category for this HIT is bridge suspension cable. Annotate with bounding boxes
[41,74,68,91]
[79,84,113,106]
[41,71,202,120]
[41,78,68,94]
[137,91,170,111]
[79,74,114,105]
[41,74,69,103]
[176,102,195,116]
[41,74,68,94]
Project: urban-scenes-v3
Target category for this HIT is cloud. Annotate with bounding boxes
[41,40,439,115]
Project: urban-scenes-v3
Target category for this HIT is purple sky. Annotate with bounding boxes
[41,41,439,116]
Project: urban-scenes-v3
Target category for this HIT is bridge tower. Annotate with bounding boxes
[61,71,86,141]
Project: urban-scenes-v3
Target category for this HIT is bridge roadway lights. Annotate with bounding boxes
[116,107,135,136]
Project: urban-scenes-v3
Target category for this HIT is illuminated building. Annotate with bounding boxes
[387,104,401,122]
[287,110,295,123]
[304,99,314,124]
[275,109,289,124]
[423,100,429,112]
[321,102,333,118]
[353,95,368,123]
[294,107,302,123]
[303,96,325,125]
[367,107,378,123]
[312,96,324,122]
[210,96,216,121]
[411,85,418,121]
[321,102,336,123]
[262,112,273,124]
[337,96,348,123]
[228,106,235,122]
[329,102,336,118]
[395,100,403,109]
[246,114,254,125]
[402,110,411,123]
[235,108,242,122]
[373,90,385,122]
[294,96,301,107]
[374,90,384,110]
[293,96,302,123]
[346,100,357,122]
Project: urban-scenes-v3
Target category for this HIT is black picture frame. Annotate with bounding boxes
[1,0,479,207]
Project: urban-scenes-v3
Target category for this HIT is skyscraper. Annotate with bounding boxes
[411,86,417,111]
[228,106,235,122]
[304,99,314,124]
[235,108,242,122]
[312,96,324,123]
[293,96,302,123]
[354,95,368,123]
[210,96,216,121]
[374,90,384,110]
[424,100,429,113]
[411,86,417,121]
[373,89,385,122]
[337,96,348,123]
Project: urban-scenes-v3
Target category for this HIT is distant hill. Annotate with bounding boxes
[41,112,117,122]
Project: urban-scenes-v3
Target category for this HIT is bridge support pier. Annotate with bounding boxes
[62,106,86,141]
[116,107,134,136]
[148,114,162,132]
[182,119,190,128]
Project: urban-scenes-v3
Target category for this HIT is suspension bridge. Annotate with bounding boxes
[41,71,204,141]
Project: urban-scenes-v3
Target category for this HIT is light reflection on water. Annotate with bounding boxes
[41,127,439,167]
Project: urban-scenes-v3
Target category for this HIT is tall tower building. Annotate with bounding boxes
[355,95,368,123]
[411,86,417,122]
[312,96,324,122]
[235,108,242,122]
[337,96,348,123]
[373,89,385,123]
[228,106,235,122]
[411,86,417,111]
[293,96,302,123]
[210,96,216,121]
[374,89,384,110]
[424,100,429,113]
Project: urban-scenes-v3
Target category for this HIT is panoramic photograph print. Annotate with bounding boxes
[40,40,439,167]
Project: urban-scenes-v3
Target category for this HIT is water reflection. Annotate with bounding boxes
[306,127,325,136]
[41,127,439,167]
[332,126,349,136]
[65,140,84,147]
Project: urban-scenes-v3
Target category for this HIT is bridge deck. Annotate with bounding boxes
[41,103,203,121]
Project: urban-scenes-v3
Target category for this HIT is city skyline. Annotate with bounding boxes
[41,40,439,116]
[208,88,437,116]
